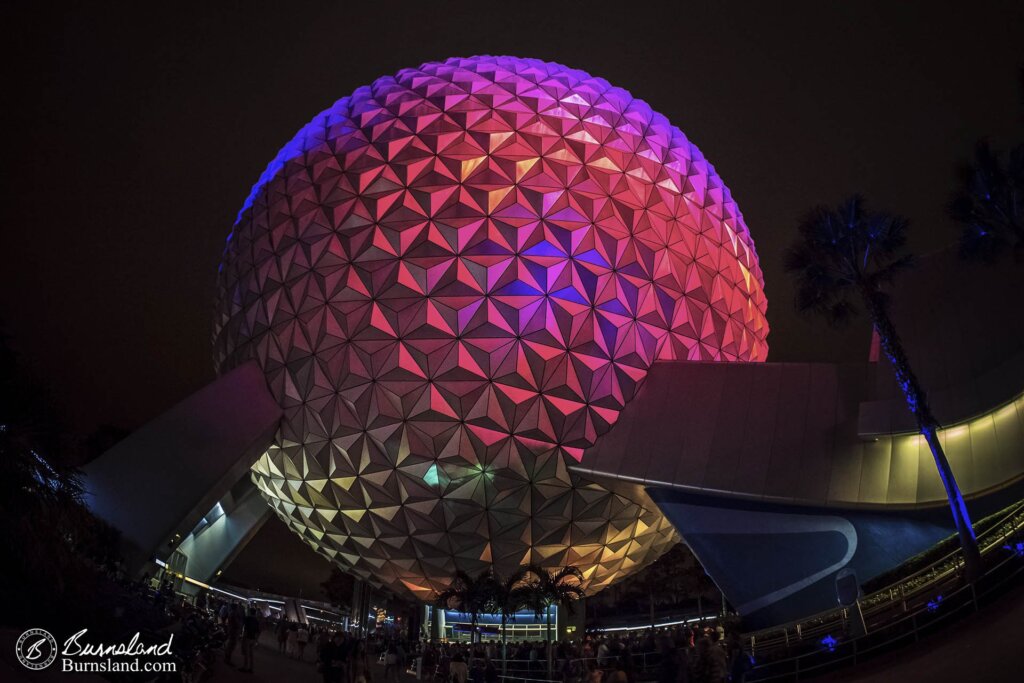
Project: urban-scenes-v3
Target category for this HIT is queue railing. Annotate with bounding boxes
[743,497,1024,681]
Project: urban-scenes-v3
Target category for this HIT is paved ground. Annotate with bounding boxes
[214,631,320,682]
[215,631,419,683]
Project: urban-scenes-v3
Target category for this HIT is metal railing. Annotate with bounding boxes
[419,651,668,682]
[411,500,1024,682]
[743,498,1024,681]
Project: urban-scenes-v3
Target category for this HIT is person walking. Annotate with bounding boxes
[320,631,348,683]
[296,624,310,661]
[240,606,261,673]
[384,643,400,683]
[350,639,371,683]
[606,656,630,683]
[726,632,751,683]
[276,619,289,653]
[224,603,243,667]
[449,652,469,683]
[656,637,677,683]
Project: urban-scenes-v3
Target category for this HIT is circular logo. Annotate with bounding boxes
[16,628,57,670]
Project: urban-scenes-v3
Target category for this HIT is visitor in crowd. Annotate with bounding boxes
[606,655,631,683]
[726,631,751,683]
[224,603,243,666]
[692,628,729,683]
[297,623,310,661]
[350,639,372,683]
[320,630,348,683]
[218,600,230,623]
[449,652,469,683]
[384,643,400,682]
[239,606,260,673]
[277,618,289,653]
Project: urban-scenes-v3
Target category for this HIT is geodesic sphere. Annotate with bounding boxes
[213,56,768,599]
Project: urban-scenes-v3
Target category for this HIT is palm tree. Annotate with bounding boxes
[784,195,983,580]
[434,569,492,644]
[948,140,1023,261]
[524,565,585,679]
[485,568,531,675]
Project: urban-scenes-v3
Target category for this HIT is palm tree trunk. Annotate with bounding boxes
[501,612,507,676]
[649,580,655,629]
[546,605,553,680]
[865,293,983,580]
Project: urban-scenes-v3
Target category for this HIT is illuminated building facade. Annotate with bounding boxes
[212,56,769,599]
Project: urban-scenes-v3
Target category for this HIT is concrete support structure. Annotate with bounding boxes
[174,480,271,592]
[83,360,281,574]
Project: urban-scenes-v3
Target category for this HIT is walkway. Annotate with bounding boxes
[818,578,1024,683]
[216,631,418,683]
[215,631,319,682]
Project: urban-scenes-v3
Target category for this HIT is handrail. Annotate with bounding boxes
[868,498,1024,592]
[742,497,1024,675]
[748,548,1024,682]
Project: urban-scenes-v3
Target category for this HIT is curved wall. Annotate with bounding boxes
[577,251,1024,509]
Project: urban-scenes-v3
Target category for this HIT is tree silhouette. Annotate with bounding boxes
[434,569,492,643]
[523,565,585,679]
[785,195,982,580]
[0,324,120,627]
[484,568,531,674]
[320,566,355,611]
[949,140,1023,261]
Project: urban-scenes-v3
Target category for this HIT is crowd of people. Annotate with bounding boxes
[120,570,751,683]
[209,598,380,681]
[202,602,751,683]
[409,622,751,683]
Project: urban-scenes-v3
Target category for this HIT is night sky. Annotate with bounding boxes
[2,1,1022,439]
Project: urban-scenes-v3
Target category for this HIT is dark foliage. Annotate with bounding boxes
[523,564,585,618]
[949,140,1024,262]
[434,568,494,641]
[783,195,913,327]
[0,325,122,628]
[485,567,531,624]
[587,543,720,624]
[321,566,356,609]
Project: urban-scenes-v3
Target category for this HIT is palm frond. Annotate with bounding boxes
[785,195,914,327]
[950,139,1024,261]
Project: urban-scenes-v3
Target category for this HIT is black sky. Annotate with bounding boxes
[2,1,1021,438]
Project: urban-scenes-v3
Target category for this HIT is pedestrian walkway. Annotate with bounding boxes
[208,631,319,682]
[818,578,1024,683]
[215,631,419,683]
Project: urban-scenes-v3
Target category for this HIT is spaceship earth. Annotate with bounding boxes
[213,56,769,599]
